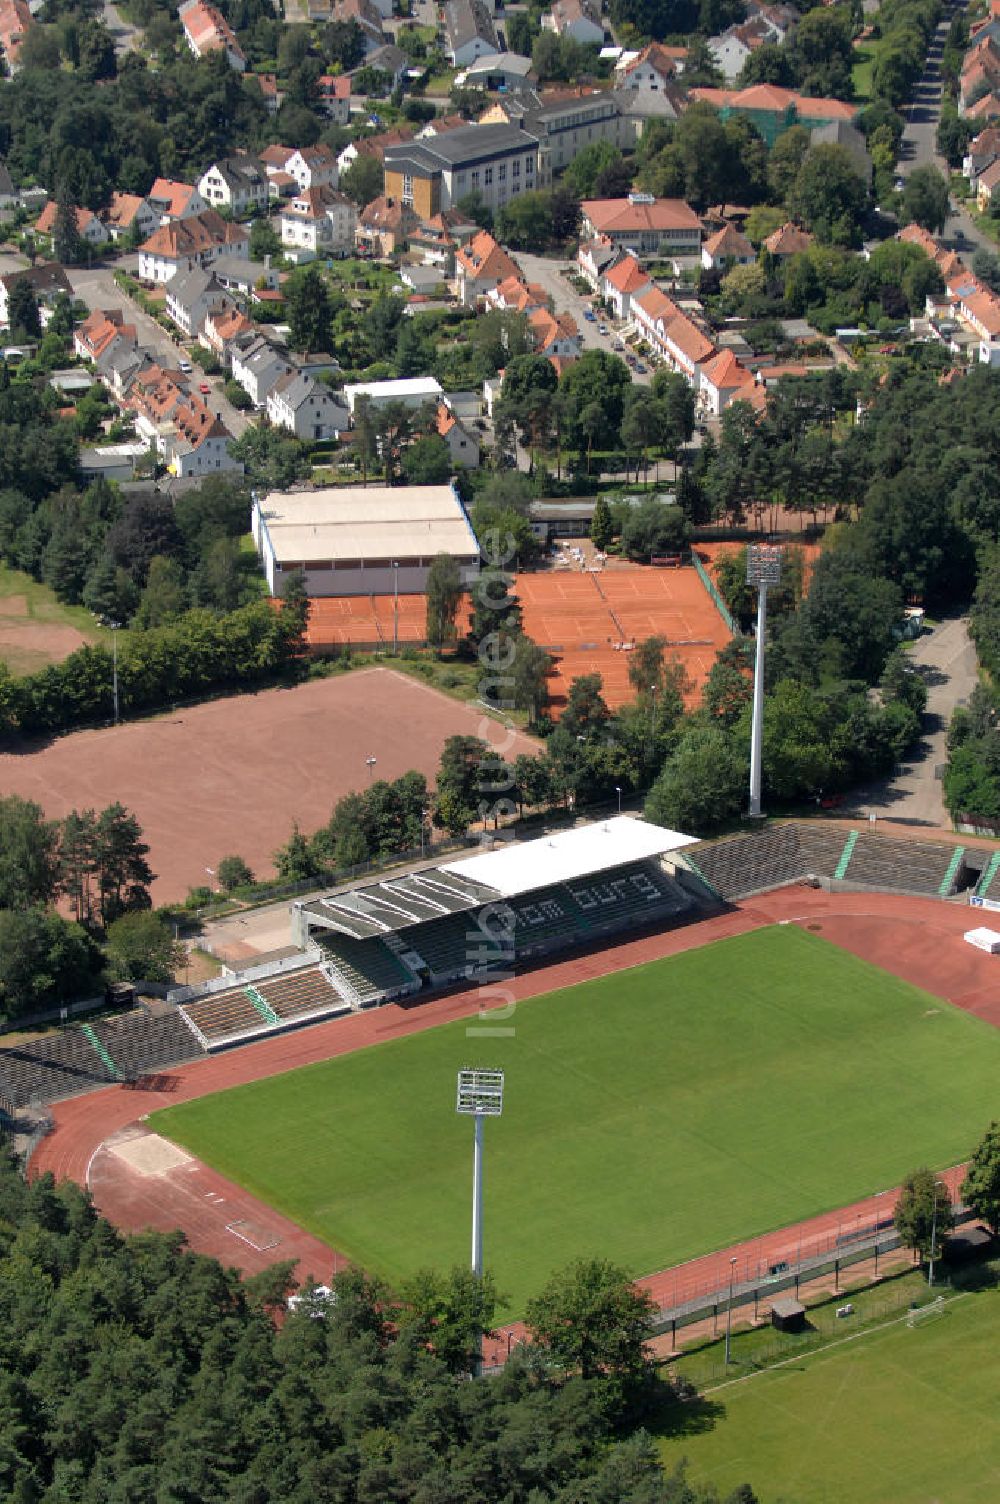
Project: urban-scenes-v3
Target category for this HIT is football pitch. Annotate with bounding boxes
[658,1285,1000,1503]
[152,927,1000,1314]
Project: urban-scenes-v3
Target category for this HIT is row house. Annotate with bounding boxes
[601,252,651,320]
[34,202,109,249]
[266,370,348,440]
[229,333,295,407]
[199,303,255,366]
[177,0,245,70]
[577,235,619,288]
[73,309,138,364]
[197,156,269,216]
[137,210,249,284]
[279,185,357,262]
[631,285,715,381]
[963,125,1000,188]
[697,347,756,417]
[164,265,235,337]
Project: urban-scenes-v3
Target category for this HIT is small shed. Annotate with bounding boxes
[770,1297,806,1333]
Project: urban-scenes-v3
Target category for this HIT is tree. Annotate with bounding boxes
[249,219,281,260]
[402,433,452,485]
[7,280,40,340]
[105,911,183,984]
[52,184,85,266]
[274,821,320,881]
[425,551,464,652]
[961,1121,1000,1238]
[280,566,309,653]
[494,190,555,252]
[285,264,337,353]
[645,725,745,834]
[591,494,614,552]
[558,350,632,458]
[93,804,154,927]
[134,555,186,628]
[401,1266,500,1374]
[525,1257,657,1394]
[0,908,100,1020]
[893,1168,954,1263]
[620,499,689,562]
[434,733,493,835]
[560,672,610,742]
[790,145,867,246]
[0,795,61,909]
[217,855,255,891]
[766,123,812,204]
[510,635,551,722]
[340,153,384,208]
[900,164,951,235]
[937,111,972,169]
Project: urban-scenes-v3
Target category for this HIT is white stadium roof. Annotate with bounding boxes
[440,816,696,898]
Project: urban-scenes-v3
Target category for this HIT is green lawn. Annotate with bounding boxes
[852,44,875,103]
[151,927,1000,1315]
[0,562,106,675]
[658,1286,1000,1504]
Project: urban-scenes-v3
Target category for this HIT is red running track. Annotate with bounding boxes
[31,887,997,1305]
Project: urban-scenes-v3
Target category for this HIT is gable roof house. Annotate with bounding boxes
[631,286,716,380]
[763,220,814,257]
[579,194,702,256]
[164,265,235,337]
[280,185,357,262]
[177,0,245,69]
[544,0,603,47]
[436,403,480,468]
[317,74,352,124]
[698,346,756,416]
[104,193,159,243]
[335,0,385,52]
[229,333,295,407]
[0,262,72,327]
[137,210,250,284]
[356,194,419,256]
[978,156,1000,208]
[338,123,415,177]
[454,228,522,306]
[284,144,340,194]
[701,222,755,270]
[266,371,349,440]
[0,0,33,73]
[577,235,619,287]
[200,302,255,365]
[527,305,581,357]
[964,124,1000,185]
[197,156,269,215]
[73,309,138,364]
[34,201,109,248]
[601,252,652,319]
[166,395,243,477]
[354,42,409,90]
[148,178,208,222]
[443,0,500,66]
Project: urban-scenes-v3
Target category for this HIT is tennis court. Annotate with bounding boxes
[303,565,731,713]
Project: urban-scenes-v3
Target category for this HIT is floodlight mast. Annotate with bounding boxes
[456,1070,504,1278]
[746,545,782,819]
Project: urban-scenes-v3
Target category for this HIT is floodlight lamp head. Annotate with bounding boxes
[746,543,782,588]
[456,1068,504,1117]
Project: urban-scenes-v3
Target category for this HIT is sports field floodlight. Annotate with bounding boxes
[456,1068,504,1280]
[365,754,377,781]
[746,545,782,820]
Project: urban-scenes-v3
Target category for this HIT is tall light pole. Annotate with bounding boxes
[457,1069,504,1372]
[366,754,377,782]
[746,544,782,820]
[724,1255,738,1366]
[928,1182,940,1287]
[615,785,622,816]
[110,620,120,726]
[392,560,399,655]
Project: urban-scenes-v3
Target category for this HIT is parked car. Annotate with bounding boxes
[598,323,609,335]
[635,361,647,374]
[199,381,211,394]
[178,359,192,374]
[612,338,625,351]
[625,353,638,367]
[583,308,596,322]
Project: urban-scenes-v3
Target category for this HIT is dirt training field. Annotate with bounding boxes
[0,669,539,902]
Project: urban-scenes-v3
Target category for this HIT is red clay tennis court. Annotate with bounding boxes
[305,566,731,713]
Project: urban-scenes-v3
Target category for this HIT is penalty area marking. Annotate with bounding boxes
[225,1219,282,1252]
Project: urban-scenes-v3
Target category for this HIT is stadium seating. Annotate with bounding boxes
[92,1007,205,1080]
[565,862,691,933]
[316,936,415,1006]
[180,987,269,1044]
[836,833,968,896]
[507,887,579,953]
[0,1029,118,1110]
[687,825,810,900]
[254,967,345,1023]
[404,911,506,982]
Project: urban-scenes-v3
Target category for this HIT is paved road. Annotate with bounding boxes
[841,616,978,826]
[898,0,997,257]
[511,250,653,384]
[101,0,143,54]
[69,261,251,437]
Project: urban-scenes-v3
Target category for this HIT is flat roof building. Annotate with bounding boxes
[384,123,540,216]
[343,375,444,413]
[252,483,480,597]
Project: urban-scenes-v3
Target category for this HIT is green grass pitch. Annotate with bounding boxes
[151,927,1000,1314]
[657,1285,1000,1503]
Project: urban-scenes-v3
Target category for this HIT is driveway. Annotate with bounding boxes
[69,261,251,437]
[841,616,979,827]
[101,0,143,53]
[511,250,653,384]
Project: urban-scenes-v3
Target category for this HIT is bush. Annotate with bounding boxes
[224,380,253,410]
[217,855,255,891]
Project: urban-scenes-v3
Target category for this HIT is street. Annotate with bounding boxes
[101,0,143,54]
[69,260,252,436]
[512,250,653,384]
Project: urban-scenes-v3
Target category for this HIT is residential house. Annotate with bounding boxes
[708,13,790,83]
[690,83,859,146]
[409,208,478,272]
[104,192,158,244]
[165,265,235,336]
[701,222,755,270]
[355,43,409,91]
[210,255,280,298]
[579,194,702,257]
[197,156,269,215]
[544,0,603,47]
[317,74,352,124]
[577,236,619,288]
[763,220,814,257]
[454,228,521,305]
[443,0,499,66]
[0,262,71,326]
[698,347,756,416]
[266,371,349,439]
[960,35,1000,113]
[338,124,415,177]
[601,253,651,319]
[137,210,249,283]
[481,87,627,184]
[73,309,138,364]
[0,0,32,72]
[356,194,419,255]
[280,185,357,261]
[148,178,207,222]
[34,201,109,249]
[978,156,1000,209]
[964,125,1000,186]
[810,120,873,186]
[285,144,339,193]
[229,333,295,406]
[252,73,284,115]
[200,303,255,365]
[460,51,535,91]
[335,0,385,52]
[436,404,480,467]
[527,305,580,357]
[617,41,684,92]
[177,0,246,69]
[167,397,243,476]
[383,123,540,216]
[631,285,716,380]
[485,273,547,313]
